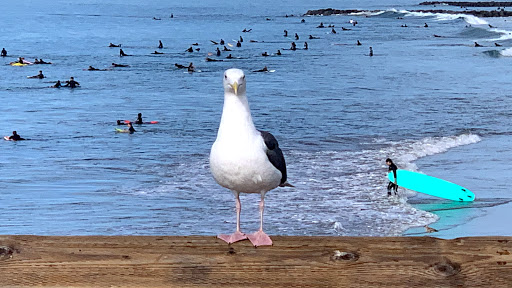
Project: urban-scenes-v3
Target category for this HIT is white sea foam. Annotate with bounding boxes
[501,47,512,57]
[141,134,481,237]
[490,28,512,41]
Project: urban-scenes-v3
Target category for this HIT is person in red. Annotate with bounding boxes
[386,158,398,196]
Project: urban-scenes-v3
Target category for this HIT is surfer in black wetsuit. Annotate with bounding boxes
[128,122,136,134]
[51,80,62,88]
[386,158,398,196]
[135,113,143,124]
[1,48,6,57]
[8,131,25,141]
[64,77,80,88]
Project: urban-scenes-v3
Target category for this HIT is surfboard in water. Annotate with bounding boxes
[388,169,475,202]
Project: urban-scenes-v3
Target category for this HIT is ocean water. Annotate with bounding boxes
[1,0,511,237]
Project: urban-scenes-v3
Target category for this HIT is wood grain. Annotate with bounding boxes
[0,236,510,287]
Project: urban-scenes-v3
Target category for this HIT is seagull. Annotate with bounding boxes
[210,68,290,247]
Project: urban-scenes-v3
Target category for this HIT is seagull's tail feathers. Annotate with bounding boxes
[279,181,294,188]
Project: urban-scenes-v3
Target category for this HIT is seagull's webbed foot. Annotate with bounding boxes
[218,231,248,244]
[247,230,273,247]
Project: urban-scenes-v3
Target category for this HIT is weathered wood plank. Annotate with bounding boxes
[0,236,510,287]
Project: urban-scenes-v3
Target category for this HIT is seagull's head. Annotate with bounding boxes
[223,68,246,96]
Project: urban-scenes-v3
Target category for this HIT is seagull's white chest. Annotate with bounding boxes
[210,132,281,194]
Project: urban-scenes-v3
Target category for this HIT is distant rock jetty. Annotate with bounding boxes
[420,1,512,7]
[305,8,512,17]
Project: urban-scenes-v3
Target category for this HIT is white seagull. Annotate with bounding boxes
[210,68,290,247]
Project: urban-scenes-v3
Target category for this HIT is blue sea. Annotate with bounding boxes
[1,0,511,237]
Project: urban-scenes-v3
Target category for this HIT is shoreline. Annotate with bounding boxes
[1,235,511,287]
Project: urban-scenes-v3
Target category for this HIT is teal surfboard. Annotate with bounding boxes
[388,170,475,202]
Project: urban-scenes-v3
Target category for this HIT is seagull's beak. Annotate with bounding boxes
[230,81,239,95]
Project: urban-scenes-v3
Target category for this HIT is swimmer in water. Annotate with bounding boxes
[28,70,45,79]
[188,62,195,72]
[128,123,136,133]
[158,40,163,49]
[112,63,129,67]
[51,80,62,88]
[135,113,143,124]
[64,77,80,88]
[253,66,269,72]
[8,131,25,141]
[1,48,6,57]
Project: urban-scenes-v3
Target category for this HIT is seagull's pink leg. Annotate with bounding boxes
[247,193,273,247]
[218,192,248,244]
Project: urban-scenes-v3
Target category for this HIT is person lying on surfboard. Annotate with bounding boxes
[7,131,25,141]
[386,158,398,196]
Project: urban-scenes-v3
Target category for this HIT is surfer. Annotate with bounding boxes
[226,54,233,59]
[495,43,502,47]
[1,48,6,57]
[295,33,299,40]
[284,30,288,37]
[186,47,194,52]
[109,43,121,47]
[175,63,186,69]
[474,42,482,47]
[290,42,297,51]
[237,41,241,47]
[223,46,232,51]
[386,158,398,196]
[64,77,80,88]
[369,47,373,57]
[28,71,44,79]
[187,63,195,72]
[116,120,125,125]
[127,123,136,133]
[331,28,337,34]
[357,40,362,46]
[253,66,268,72]
[112,63,129,67]
[87,66,100,71]
[120,49,130,56]
[304,42,308,50]
[262,52,269,57]
[276,49,282,55]
[151,51,164,54]
[7,131,25,141]
[135,113,143,124]
[309,35,319,39]
[51,80,62,88]
[317,22,325,28]
[220,39,225,45]
[216,47,221,56]
[158,40,163,49]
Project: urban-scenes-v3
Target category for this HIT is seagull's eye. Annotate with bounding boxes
[224,75,227,79]
[242,75,245,80]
